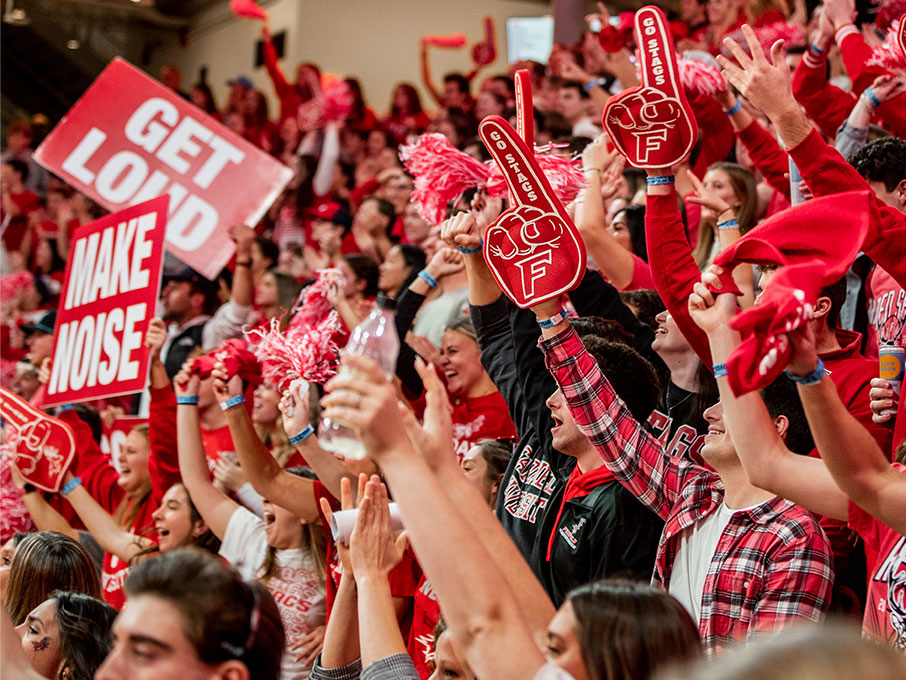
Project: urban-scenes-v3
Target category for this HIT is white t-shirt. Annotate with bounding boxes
[668,501,737,622]
[220,507,327,680]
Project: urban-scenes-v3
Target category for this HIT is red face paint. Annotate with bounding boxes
[32,636,51,651]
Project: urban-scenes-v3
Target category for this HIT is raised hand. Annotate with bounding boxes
[348,476,408,579]
[174,358,201,398]
[400,358,456,471]
[717,25,795,122]
[601,7,696,169]
[279,379,312,440]
[210,360,244,404]
[477,116,586,308]
[440,212,481,252]
[144,317,167,360]
[685,169,734,219]
[688,265,737,334]
[785,322,820,378]
[425,246,465,279]
[868,378,896,424]
[318,474,367,578]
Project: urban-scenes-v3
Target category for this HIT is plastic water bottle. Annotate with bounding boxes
[318,293,400,459]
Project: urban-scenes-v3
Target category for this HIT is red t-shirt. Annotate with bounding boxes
[450,391,517,462]
[407,576,441,680]
[1,190,39,252]
[848,465,906,649]
[866,265,906,359]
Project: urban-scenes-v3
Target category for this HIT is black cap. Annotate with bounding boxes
[21,310,56,335]
[163,266,220,312]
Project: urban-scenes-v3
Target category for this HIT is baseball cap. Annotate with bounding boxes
[21,310,56,335]
[306,202,352,229]
[228,76,253,89]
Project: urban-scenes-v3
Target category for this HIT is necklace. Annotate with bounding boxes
[666,381,694,411]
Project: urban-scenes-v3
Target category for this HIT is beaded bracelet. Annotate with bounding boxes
[784,358,826,385]
[717,218,739,230]
[457,239,483,254]
[417,269,438,288]
[724,100,742,116]
[713,363,728,377]
[646,175,675,186]
[219,394,246,411]
[176,395,199,405]
[61,477,82,495]
[289,425,315,445]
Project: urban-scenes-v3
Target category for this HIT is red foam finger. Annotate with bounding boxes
[601,5,697,169]
[0,387,76,493]
[477,116,586,308]
[514,70,534,147]
[899,15,905,57]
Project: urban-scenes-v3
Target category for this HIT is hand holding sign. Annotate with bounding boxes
[602,6,697,169]
[0,388,76,493]
[478,117,586,308]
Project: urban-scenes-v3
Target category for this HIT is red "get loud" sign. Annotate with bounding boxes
[35,58,293,279]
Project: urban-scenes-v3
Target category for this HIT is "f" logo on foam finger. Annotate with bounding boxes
[0,387,77,492]
[602,6,697,169]
[478,116,586,308]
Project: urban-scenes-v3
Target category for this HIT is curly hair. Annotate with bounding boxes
[848,137,906,192]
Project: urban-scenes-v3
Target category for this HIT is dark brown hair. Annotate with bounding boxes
[125,547,285,680]
[566,580,701,680]
[52,590,117,680]
[4,531,101,625]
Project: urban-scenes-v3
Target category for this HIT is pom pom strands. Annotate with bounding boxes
[678,56,727,97]
[867,18,906,77]
[400,133,491,225]
[246,312,342,391]
[229,0,268,21]
[721,22,806,59]
[486,150,587,207]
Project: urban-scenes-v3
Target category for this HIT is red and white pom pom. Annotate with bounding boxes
[722,21,806,60]
[246,311,342,391]
[486,149,586,206]
[867,18,906,77]
[0,272,34,302]
[321,78,354,123]
[289,268,345,333]
[400,133,491,225]
[679,55,727,97]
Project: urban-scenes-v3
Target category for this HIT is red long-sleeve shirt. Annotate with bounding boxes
[737,119,791,201]
[262,38,302,123]
[791,51,856,141]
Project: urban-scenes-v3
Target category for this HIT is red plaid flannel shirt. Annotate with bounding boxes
[541,326,833,653]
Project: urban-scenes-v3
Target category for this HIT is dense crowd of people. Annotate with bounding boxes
[2,0,906,678]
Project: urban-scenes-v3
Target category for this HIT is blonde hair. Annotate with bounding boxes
[691,163,757,270]
[112,424,151,530]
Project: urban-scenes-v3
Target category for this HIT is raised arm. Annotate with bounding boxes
[785,322,906,534]
[419,39,444,107]
[173,367,239,540]
[687,273,848,520]
[58,470,153,563]
[321,355,548,680]
[210,367,321,522]
[576,137,637,290]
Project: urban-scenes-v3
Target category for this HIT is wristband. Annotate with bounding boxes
[61,477,82,495]
[536,308,569,329]
[808,42,825,55]
[583,168,603,177]
[457,239,483,255]
[713,363,728,377]
[21,483,37,495]
[219,394,246,411]
[784,358,826,385]
[417,269,438,288]
[863,87,881,109]
[235,260,252,267]
[646,175,675,186]
[289,425,315,445]
[724,100,742,116]
[584,78,600,93]
[176,395,199,405]
[717,218,739,230]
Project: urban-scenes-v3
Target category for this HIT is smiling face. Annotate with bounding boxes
[546,601,591,680]
[95,595,221,680]
[17,599,63,679]
[439,330,484,397]
[117,429,151,494]
[700,401,736,465]
[151,485,204,553]
[651,310,692,357]
[608,210,633,253]
[261,498,305,549]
